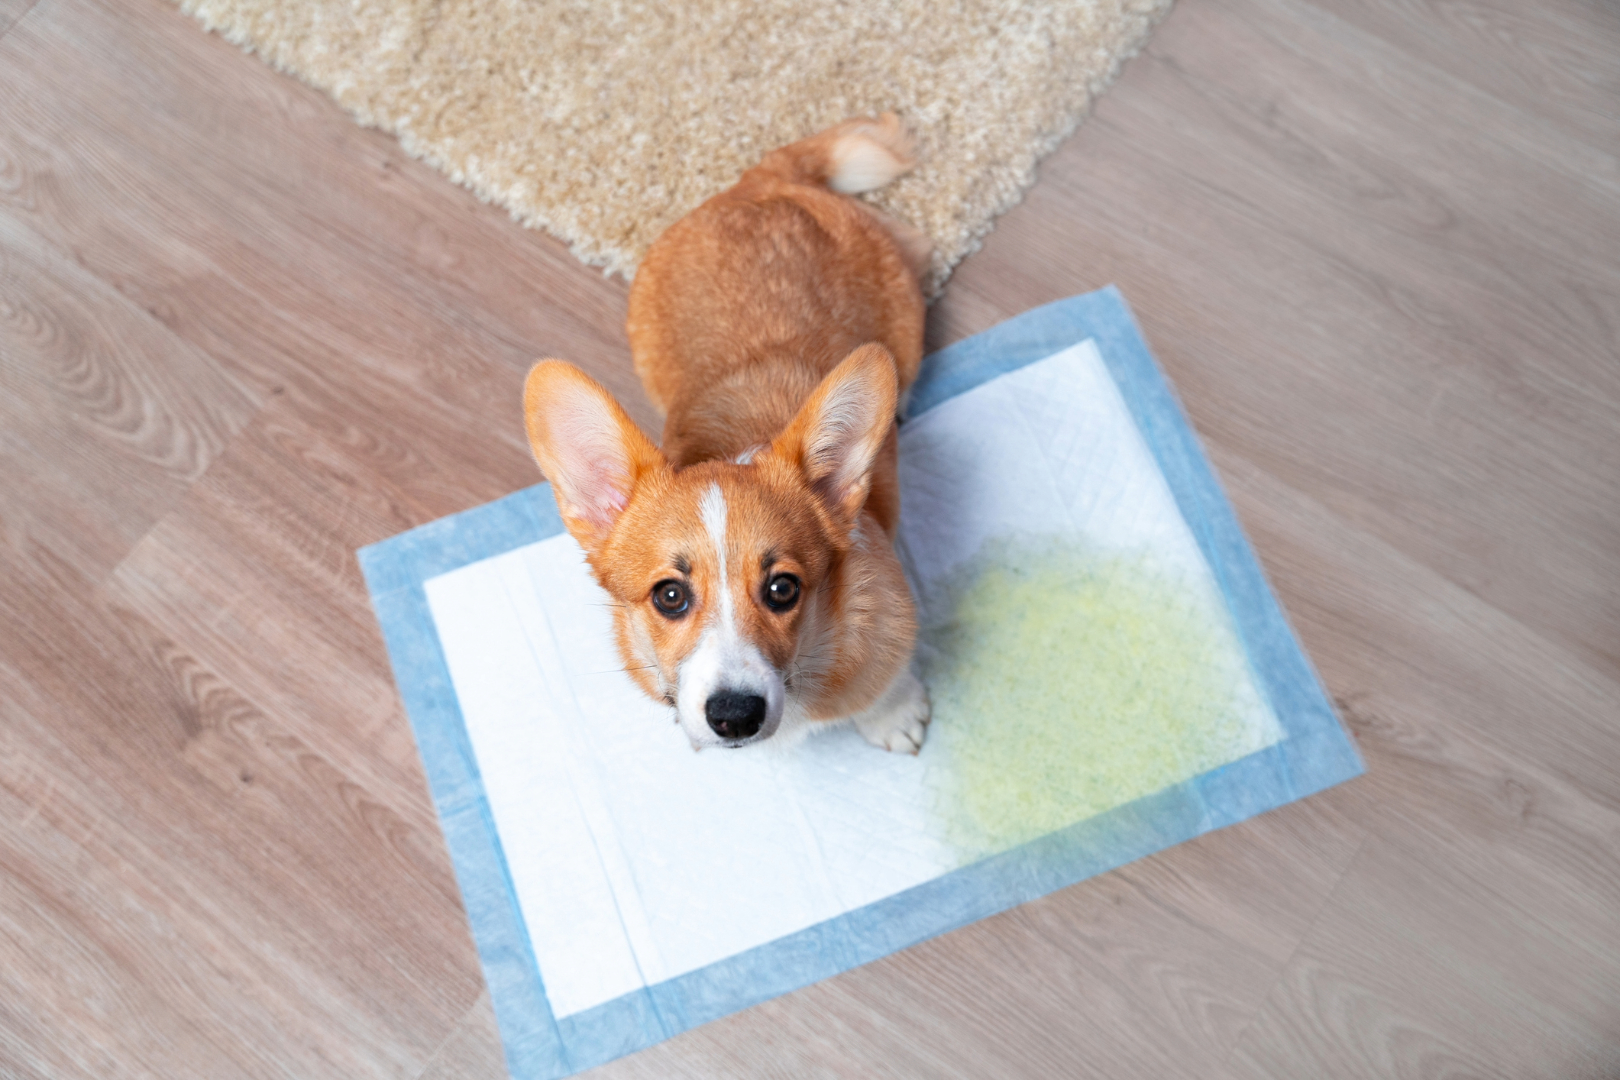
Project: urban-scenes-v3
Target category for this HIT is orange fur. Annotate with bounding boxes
[524,116,928,747]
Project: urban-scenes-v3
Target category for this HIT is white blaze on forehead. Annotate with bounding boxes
[676,481,786,745]
[699,482,733,629]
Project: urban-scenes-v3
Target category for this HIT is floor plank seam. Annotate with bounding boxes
[0,0,45,41]
[0,202,276,598]
[1215,824,1377,1072]
[1215,443,1620,746]
[1287,0,1620,185]
[408,992,489,1080]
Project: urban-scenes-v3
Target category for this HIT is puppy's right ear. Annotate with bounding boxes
[524,361,667,555]
[766,343,898,531]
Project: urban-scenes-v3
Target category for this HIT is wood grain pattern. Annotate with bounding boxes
[0,0,648,426]
[0,0,35,37]
[946,0,1620,679]
[0,212,262,582]
[1,0,1617,1074]
[1311,0,1620,152]
[0,553,477,1078]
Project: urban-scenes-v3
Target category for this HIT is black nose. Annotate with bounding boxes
[705,692,766,740]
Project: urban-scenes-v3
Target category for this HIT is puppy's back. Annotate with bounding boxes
[627,117,927,433]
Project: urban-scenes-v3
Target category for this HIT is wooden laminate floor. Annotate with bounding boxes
[2,0,1617,1076]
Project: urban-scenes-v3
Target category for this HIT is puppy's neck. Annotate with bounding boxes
[659,346,842,467]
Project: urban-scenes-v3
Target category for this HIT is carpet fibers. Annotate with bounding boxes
[179,0,1172,292]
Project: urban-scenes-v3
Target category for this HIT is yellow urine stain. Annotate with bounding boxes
[919,536,1281,862]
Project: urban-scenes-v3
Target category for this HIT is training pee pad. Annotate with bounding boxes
[360,287,1362,1079]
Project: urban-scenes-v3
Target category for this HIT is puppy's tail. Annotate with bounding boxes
[753,113,916,194]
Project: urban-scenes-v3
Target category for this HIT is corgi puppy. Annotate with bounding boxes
[523,115,931,753]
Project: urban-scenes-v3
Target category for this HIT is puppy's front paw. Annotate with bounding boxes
[854,670,931,754]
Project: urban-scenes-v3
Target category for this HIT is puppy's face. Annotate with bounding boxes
[524,345,897,748]
[591,463,836,746]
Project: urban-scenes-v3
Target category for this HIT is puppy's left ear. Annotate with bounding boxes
[524,360,667,555]
[768,343,898,529]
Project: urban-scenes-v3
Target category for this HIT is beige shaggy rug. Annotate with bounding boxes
[180,0,1172,293]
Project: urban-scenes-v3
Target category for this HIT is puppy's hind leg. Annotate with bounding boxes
[853,199,934,283]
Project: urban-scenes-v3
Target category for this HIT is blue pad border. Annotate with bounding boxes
[359,286,1362,1079]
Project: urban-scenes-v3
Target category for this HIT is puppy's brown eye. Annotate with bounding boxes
[651,579,689,617]
[765,573,801,612]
